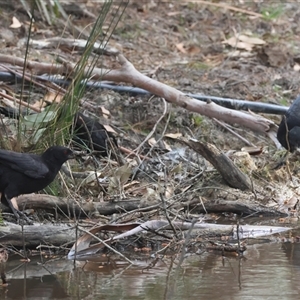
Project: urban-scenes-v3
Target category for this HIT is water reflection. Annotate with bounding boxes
[2,238,300,299]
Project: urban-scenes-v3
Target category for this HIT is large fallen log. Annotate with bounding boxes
[0,217,291,250]
[0,194,287,219]
[0,222,76,247]
[67,220,292,259]
[6,194,142,217]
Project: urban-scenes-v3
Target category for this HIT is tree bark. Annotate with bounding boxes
[0,222,76,247]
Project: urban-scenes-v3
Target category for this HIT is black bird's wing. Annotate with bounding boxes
[74,112,117,155]
[277,96,300,151]
[286,96,300,122]
[0,150,49,179]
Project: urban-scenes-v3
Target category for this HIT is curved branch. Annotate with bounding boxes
[0,52,277,136]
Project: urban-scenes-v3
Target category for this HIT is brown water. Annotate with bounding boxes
[2,233,300,300]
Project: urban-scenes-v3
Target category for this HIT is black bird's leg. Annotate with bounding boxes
[5,196,33,225]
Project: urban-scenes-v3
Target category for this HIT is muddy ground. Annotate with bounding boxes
[0,1,300,227]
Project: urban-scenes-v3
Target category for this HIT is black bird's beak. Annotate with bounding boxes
[64,149,75,160]
[68,152,75,159]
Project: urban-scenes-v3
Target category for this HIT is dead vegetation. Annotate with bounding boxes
[0,1,299,262]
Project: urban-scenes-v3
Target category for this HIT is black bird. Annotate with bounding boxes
[277,96,300,152]
[73,112,118,156]
[0,146,73,223]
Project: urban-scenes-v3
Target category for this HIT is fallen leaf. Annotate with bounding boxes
[170,162,182,175]
[100,106,111,118]
[10,17,22,28]
[165,132,182,139]
[103,124,116,134]
[186,45,201,55]
[240,146,263,155]
[227,50,241,57]
[81,171,102,185]
[176,43,187,54]
[165,185,174,199]
[31,99,47,109]
[223,36,253,51]
[44,91,63,103]
[294,63,300,71]
[238,35,265,45]
[167,11,182,16]
[123,180,140,189]
[148,137,157,147]
[162,140,172,151]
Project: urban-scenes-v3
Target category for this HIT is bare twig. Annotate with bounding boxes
[133,97,168,154]
[213,118,256,147]
[78,226,133,264]
[182,0,262,18]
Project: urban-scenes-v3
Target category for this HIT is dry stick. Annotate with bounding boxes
[236,221,243,257]
[136,105,171,173]
[182,0,263,18]
[61,165,101,179]
[132,96,167,153]
[107,56,274,134]
[38,76,68,95]
[283,116,292,180]
[19,37,119,57]
[199,196,207,214]
[176,219,197,269]
[118,146,149,160]
[74,222,79,264]
[131,98,169,179]
[213,117,256,147]
[0,54,276,138]
[110,203,161,223]
[0,65,65,97]
[159,193,178,238]
[0,91,41,113]
[0,54,69,75]
[21,223,27,260]
[57,169,85,221]
[54,54,277,137]
[155,104,171,147]
[78,226,133,264]
[36,243,71,251]
[183,140,252,190]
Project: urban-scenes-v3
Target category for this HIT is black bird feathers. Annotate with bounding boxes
[0,146,73,222]
[277,96,300,152]
[73,112,117,156]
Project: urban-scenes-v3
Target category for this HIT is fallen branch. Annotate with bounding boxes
[13,194,142,217]
[18,37,119,56]
[0,71,287,114]
[183,0,262,18]
[0,222,76,247]
[2,194,287,219]
[182,139,252,190]
[0,53,278,138]
[67,220,291,259]
[183,198,287,216]
[70,54,277,136]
